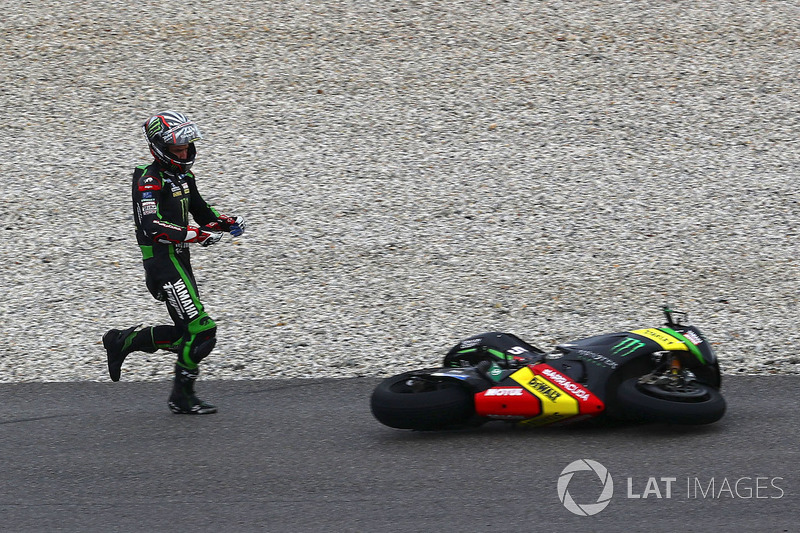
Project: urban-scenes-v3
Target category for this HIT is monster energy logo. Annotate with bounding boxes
[147,120,163,135]
[610,338,645,357]
[180,196,189,222]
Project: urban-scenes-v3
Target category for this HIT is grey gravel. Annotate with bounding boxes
[1,1,799,382]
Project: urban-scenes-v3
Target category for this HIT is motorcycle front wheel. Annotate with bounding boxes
[616,377,726,425]
[370,372,475,430]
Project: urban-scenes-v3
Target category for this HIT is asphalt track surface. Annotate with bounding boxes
[0,376,797,533]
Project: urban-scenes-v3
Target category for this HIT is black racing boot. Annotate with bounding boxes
[168,365,217,415]
[103,325,141,382]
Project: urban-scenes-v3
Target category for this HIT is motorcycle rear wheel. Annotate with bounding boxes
[616,377,726,425]
[371,372,475,430]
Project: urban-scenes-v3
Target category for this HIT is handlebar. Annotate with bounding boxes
[663,306,688,327]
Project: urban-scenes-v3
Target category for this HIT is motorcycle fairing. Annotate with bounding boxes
[631,327,706,364]
[558,332,655,360]
[474,386,541,419]
[560,327,700,365]
[658,327,708,364]
[630,328,688,351]
[474,364,604,426]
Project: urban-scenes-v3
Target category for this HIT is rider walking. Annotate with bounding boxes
[103,110,246,414]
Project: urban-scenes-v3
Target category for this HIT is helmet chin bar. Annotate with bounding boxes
[150,142,197,174]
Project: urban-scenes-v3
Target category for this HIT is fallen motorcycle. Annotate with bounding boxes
[371,308,725,430]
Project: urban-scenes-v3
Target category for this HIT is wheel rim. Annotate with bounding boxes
[637,381,709,402]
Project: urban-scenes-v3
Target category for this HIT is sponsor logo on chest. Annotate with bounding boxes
[165,177,189,198]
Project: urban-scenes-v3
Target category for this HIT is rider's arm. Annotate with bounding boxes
[184,171,221,227]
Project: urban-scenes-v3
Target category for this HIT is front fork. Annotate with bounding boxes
[639,351,696,387]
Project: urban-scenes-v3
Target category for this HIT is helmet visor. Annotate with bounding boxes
[161,121,202,145]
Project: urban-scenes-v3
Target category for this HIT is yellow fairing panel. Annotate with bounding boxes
[510,367,579,427]
[631,328,688,351]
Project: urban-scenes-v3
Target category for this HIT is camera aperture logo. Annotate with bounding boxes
[557,459,614,516]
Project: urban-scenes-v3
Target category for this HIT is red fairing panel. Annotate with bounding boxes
[532,365,605,416]
[475,387,542,419]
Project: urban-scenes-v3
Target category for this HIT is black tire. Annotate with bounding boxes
[370,372,475,430]
[616,377,726,425]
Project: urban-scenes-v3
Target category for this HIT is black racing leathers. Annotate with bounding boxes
[133,162,219,248]
[131,161,220,369]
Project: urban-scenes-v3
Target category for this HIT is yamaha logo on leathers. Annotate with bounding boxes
[164,279,199,320]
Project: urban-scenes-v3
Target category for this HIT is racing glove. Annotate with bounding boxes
[185,224,224,247]
[217,214,247,237]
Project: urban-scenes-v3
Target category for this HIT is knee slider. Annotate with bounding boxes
[189,333,216,364]
[186,315,217,365]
